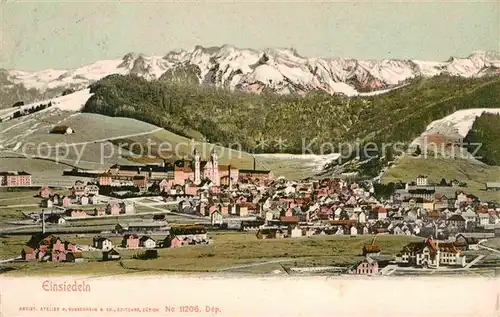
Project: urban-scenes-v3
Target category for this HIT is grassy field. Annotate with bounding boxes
[382,155,500,201]
[0,232,418,276]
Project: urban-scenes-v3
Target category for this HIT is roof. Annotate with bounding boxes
[486,182,500,188]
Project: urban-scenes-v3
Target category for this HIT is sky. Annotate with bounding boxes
[0,1,498,71]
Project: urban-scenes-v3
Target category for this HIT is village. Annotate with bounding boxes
[1,148,500,275]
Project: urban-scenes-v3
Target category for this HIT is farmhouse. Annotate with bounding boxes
[115,221,169,234]
[395,237,466,268]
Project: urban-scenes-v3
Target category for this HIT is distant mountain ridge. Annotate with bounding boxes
[1,46,499,108]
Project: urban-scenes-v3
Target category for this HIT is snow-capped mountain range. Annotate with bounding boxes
[3,46,500,97]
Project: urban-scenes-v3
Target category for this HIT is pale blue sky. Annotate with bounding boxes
[1,1,498,71]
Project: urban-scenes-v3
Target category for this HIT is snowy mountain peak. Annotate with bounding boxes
[2,47,499,102]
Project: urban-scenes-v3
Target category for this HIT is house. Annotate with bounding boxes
[115,221,169,234]
[362,243,381,257]
[288,226,303,238]
[447,214,466,228]
[61,196,71,208]
[355,257,379,275]
[454,234,480,251]
[50,125,74,135]
[485,182,500,191]
[84,184,99,196]
[139,236,156,249]
[66,209,87,218]
[42,198,54,208]
[102,248,121,261]
[98,172,112,186]
[121,234,140,249]
[395,237,466,268]
[0,171,32,187]
[106,202,121,215]
[21,233,78,263]
[280,216,299,226]
[93,237,113,251]
[256,228,285,239]
[71,181,86,197]
[39,185,52,199]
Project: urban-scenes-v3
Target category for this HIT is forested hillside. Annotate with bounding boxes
[83,74,500,155]
[464,113,500,166]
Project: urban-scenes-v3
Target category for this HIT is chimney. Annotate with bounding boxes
[253,157,256,170]
[42,210,46,234]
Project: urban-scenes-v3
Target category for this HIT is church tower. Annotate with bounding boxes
[211,149,219,186]
[193,149,201,185]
